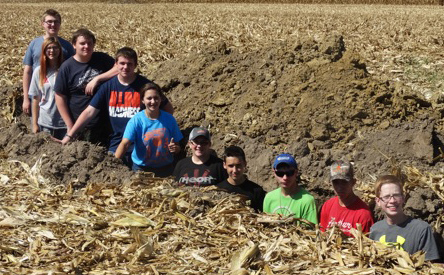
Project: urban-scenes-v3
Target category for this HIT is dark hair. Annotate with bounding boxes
[224,146,246,162]
[42,9,61,23]
[140,82,164,99]
[71,28,96,45]
[115,47,138,65]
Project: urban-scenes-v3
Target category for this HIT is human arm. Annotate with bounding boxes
[28,67,42,132]
[55,93,74,131]
[168,137,181,154]
[61,105,99,145]
[419,225,440,261]
[22,65,33,115]
[252,187,266,212]
[84,64,118,95]
[115,138,131,159]
[172,159,183,182]
[168,116,183,154]
[31,96,40,133]
[319,202,329,232]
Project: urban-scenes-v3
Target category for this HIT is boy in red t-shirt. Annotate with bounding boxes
[320,160,374,236]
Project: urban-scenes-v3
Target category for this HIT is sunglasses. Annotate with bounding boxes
[190,140,210,146]
[275,169,296,178]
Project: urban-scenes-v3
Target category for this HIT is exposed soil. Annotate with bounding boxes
[0,35,443,257]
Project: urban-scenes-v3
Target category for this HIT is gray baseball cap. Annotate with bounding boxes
[330,160,354,181]
[189,127,210,141]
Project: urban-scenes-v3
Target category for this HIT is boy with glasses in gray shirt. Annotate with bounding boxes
[370,175,440,261]
[23,9,74,116]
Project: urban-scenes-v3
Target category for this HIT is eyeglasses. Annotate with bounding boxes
[190,140,210,146]
[275,169,296,178]
[379,194,403,203]
[44,20,61,25]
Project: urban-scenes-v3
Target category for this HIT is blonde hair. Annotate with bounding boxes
[374,175,404,198]
[39,37,63,89]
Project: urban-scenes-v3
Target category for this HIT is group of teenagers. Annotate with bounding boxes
[23,9,441,263]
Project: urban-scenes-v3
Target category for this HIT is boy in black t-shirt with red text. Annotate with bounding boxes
[173,127,227,187]
[216,146,266,212]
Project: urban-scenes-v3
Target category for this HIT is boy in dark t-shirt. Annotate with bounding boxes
[55,28,117,145]
[216,146,266,212]
[61,47,173,155]
[174,127,227,186]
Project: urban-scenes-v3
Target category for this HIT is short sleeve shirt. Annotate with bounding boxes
[216,179,266,211]
[369,217,440,261]
[123,110,183,168]
[90,75,150,151]
[28,66,65,129]
[174,155,227,187]
[54,52,115,126]
[320,196,374,236]
[263,187,318,225]
[23,36,74,71]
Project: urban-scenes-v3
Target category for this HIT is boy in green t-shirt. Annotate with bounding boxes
[263,153,318,225]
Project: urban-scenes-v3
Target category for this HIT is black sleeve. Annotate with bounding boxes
[216,160,228,183]
[102,52,115,71]
[160,95,170,109]
[173,159,183,182]
[252,187,266,212]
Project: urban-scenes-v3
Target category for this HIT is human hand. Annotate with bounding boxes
[85,78,99,95]
[51,136,63,143]
[168,138,180,154]
[32,123,39,134]
[61,135,71,145]
[22,98,31,115]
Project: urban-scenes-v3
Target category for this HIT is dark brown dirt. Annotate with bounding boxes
[0,35,443,257]
[151,35,444,186]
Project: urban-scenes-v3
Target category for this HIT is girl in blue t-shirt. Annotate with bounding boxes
[28,37,66,139]
[115,82,183,177]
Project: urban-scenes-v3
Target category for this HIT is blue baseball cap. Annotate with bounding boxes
[273,153,298,170]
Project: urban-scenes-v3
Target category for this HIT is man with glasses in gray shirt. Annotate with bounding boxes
[22,9,74,116]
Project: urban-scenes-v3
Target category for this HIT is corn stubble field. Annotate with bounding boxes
[1,3,444,97]
[1,2,444,274]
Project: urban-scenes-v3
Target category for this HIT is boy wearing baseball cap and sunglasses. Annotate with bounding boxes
[263,153,317,225]
[319,160,374,236]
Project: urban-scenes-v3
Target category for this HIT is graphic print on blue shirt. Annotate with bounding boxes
[109,90,140,118]
[142,127,170,166]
